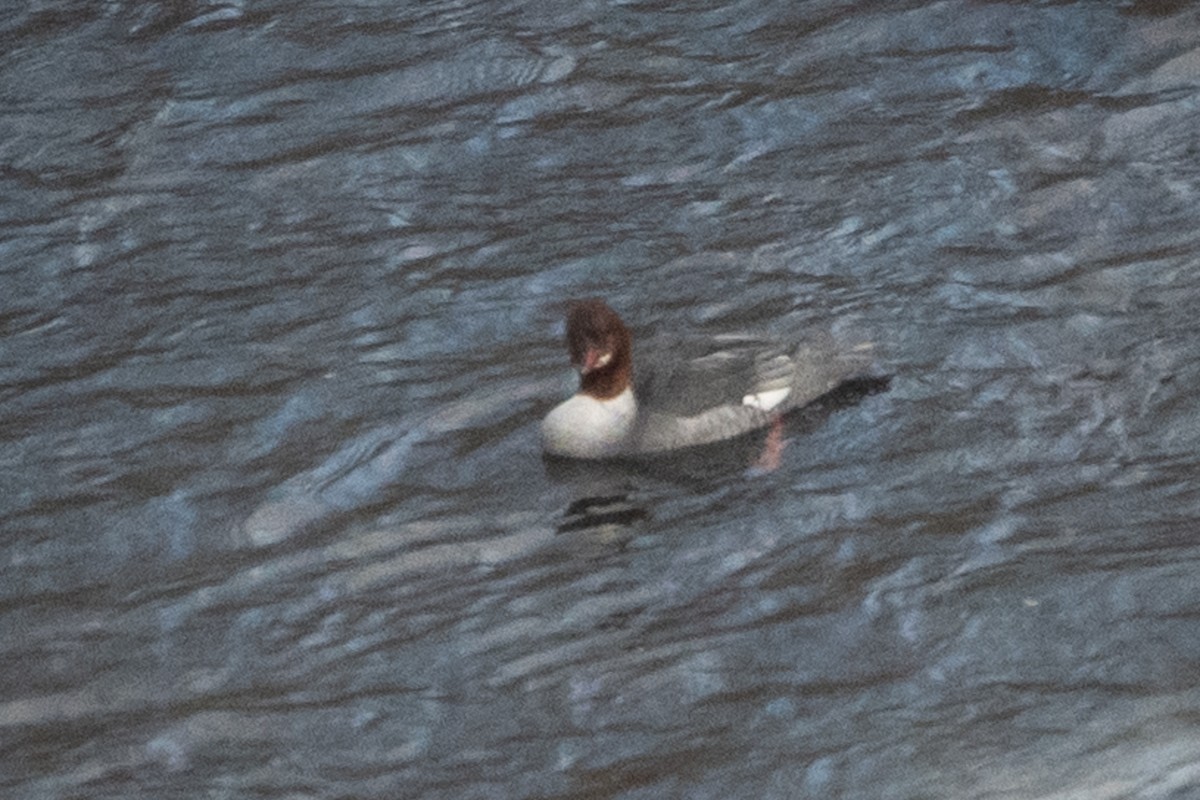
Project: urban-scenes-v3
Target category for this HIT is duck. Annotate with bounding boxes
[541,298,880,459]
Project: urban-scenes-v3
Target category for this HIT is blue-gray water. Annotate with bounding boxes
[3,1,1200,798]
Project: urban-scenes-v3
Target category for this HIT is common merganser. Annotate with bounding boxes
[541,298,879,459]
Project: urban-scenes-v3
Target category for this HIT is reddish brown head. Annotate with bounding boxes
[565,298,633,400]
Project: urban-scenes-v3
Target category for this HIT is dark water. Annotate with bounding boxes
[3,1,1200,798]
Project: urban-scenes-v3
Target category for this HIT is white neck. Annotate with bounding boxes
[541,387,637,458]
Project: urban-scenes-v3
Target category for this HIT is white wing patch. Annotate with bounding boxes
[742,387,790,412]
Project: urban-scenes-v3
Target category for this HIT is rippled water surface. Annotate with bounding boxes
[3,1,1200,798]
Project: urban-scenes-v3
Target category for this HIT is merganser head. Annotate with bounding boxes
[565,298,633,400]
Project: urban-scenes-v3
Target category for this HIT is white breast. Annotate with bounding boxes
[541,388,637,458]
